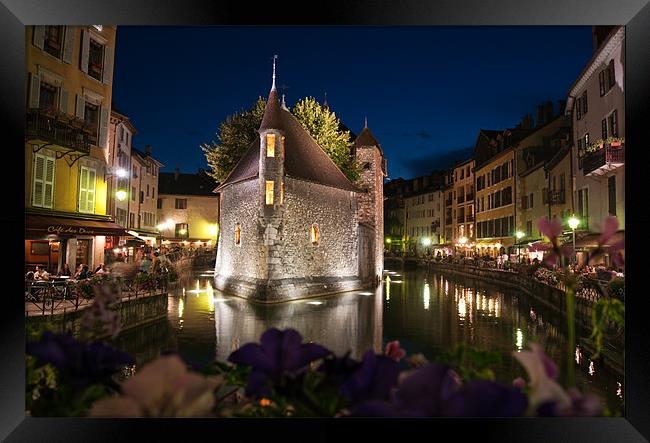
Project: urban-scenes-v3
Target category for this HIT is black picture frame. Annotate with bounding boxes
[3,1,649,441]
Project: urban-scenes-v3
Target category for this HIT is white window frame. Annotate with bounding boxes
[32,151,56,209]
[78,165,97,213]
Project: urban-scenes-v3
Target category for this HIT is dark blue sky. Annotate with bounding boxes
[112,26,593,179]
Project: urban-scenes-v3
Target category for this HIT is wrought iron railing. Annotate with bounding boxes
[26,109,92,154]
[583,144,625,176]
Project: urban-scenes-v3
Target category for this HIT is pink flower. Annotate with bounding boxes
[589,217,625,267]
[513,343,571,413]
[384,340,406,362]
[89,354,223,417]
[537,217,571,267]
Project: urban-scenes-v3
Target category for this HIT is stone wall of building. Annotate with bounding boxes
[355,146,384,281]
[276,177,358,279]
[214,178,264,281]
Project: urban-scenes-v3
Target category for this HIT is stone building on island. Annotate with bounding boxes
[213,64,386,302]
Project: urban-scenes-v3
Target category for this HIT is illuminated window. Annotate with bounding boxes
[280,182,284,205]
[235,223,241,245]
[310,224,320,245]
[265,180,274,205]
[266,133,276,157]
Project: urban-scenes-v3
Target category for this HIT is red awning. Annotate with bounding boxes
[26,214,129,237]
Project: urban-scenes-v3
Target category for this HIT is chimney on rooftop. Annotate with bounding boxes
[544,101,554,124]
[145,144,152,155]
[174,167,180,182]
[558,99,567,115]
[536,104,545,128]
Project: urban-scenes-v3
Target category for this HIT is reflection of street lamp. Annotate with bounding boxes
[516,231,525,261]
[568,215,580,269]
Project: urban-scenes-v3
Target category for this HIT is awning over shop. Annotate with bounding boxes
[26,214,129,237]
[514,238,543,247]
[561,231,624,249]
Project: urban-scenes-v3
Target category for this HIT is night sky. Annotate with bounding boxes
[112,26,593,180]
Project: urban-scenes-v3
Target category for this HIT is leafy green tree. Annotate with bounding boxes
[202,97,360,183]
[291,97,360,182]
[201,98,266,182]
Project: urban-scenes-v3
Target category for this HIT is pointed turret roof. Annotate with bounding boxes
[259,88,283,131]
[353,126,383,156]
[215,101,359,193]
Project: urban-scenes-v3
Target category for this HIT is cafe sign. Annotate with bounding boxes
[47,225,96,235]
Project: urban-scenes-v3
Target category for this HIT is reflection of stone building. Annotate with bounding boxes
[213,289,383,361]
[214,65,385,302]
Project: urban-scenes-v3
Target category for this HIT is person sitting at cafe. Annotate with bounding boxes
[74,264,90,280]
[59,263,71,276]
[25,271,35,281]
[34,266,50,281]
[94,264,108,275]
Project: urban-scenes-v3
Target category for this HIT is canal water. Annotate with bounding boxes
[111,265,624,414]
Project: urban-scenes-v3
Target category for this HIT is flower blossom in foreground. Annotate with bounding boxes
[537,217,572,267]
[340,350,400,405]
[27,332,134,389]
[228,328,331,397]
[589,216,625,267]
[384,340,406,362]
[89,354,222,417]
[513,343,571,414]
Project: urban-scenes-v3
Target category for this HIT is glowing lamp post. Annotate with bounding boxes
[515,231,525,262]
[116,190,127,201]
[568,215,580,269]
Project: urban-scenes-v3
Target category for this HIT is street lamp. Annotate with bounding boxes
[568,215,580,269]
[515,231,525,262]
[116,190,127,201]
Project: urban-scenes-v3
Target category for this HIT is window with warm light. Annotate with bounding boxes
[235,223,241,245]
[310,224,320,246]
[281,136,285,159]
[266,133,276,157]
[265,180,274,205]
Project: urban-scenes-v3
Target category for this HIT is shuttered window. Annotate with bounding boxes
[32,153,55,208]
[78,166,96,213]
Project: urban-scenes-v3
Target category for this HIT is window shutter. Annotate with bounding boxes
[59,88,69,114]
[32,154,45,207]
[98,106,109,148]
[79,167,88,212]
[76,94,85,119]
[62,26,75,63]
[29,73,41,109]
[80,30,90,73]
[103,46,114,85]
[87,168,96,212]
[33,26,45,50]
[43,157,55,208]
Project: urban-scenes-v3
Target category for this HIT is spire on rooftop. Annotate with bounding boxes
[271,54,277,91]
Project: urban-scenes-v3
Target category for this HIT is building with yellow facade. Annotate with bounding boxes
[156,169,219,247]
[25,25,123,273]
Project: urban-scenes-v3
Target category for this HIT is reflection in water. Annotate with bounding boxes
[112,266,623,415]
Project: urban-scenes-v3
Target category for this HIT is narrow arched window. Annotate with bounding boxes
[310,223,320,246]
[281,136,285,159]
[266,133,276,157]
[235,223,241,245]
[265,180,274,205]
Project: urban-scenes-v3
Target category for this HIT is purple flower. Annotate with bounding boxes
[443,380,527,417]
[341,350,400,405]
[228,328,331,397]
[536,389,602,417]
[27,332,134,389]
[384,340,406,362]
[349,363,460,417]
[318,351,361,381]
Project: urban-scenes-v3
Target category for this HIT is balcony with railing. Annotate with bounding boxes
[26,109,92,155]
[457,214,465,224]
[466,214,475,222]
[543,189,566,206]
[582,142,625,177]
